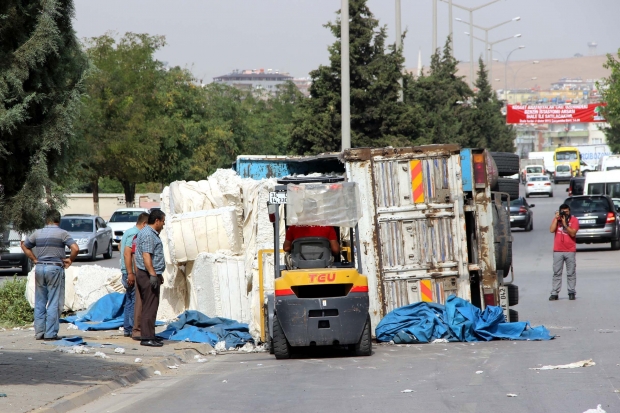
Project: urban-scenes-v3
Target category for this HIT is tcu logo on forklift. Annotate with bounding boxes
[309,273,336,283]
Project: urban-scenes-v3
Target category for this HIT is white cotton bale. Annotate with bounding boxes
[169,207,242,264]
[187,253,250,326]
[156,264,188,321]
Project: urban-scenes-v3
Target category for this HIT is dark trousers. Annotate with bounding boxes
[136,268,160,340]
[132,284,142,339]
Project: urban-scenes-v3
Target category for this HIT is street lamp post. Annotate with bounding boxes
[455,16,520,76]
[505,45,525,94]
[341,0,350,150]
[466,33,522,89]
[395,0,403,102]
[440,0,502,87]
[512,60,539,90]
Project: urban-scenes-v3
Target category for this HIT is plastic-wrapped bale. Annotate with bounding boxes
[26,265,124,312]
[156,263,189,321]
[286,182,362,227]
[186,253,251,328]
[169,207,242,264]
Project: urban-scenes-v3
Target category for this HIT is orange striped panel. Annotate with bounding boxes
[420,280,433,302]
[410,160,425,203]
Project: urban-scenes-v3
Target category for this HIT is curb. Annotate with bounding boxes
[36,350,203,413]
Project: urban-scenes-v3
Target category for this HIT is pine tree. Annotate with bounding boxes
[0,0,87,231]
[467,57,515,151]
[289,0,415,155]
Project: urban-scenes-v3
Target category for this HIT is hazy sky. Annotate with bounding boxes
[73,0,620,82]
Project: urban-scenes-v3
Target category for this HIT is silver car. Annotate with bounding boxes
[60,215,113,261]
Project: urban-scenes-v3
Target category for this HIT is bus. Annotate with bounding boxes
[554,147,580,176]
[584,170,620,198]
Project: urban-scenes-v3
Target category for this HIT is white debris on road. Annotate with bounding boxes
[154,371,161,376]
[214,341,226,352]
[66,324,78,330]
[94,352,109,359]
[222,380,228,383]
[583,405,606,413]
[167,364,179,369]
[475,371,483,374]
[55,345,90,354]
[530,359,595,370]
[507,394,518,397]
[114,348,125,354]
[431,338,449,343]
[194,355,208,363]
[401,389,415,393]
[134,358,143,363]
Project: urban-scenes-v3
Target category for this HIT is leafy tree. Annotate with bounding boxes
[600,50,620,153]
[405,38,474,147]
[465,57,515,152]
[289,0,415,155]
[0,0,87,231]
[76,33,165,212]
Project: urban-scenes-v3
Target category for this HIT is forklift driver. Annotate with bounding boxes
[283,225,340,255]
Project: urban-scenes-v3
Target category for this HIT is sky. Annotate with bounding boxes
[72,0,620,82]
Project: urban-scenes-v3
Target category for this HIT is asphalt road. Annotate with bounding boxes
[61,184,620,412]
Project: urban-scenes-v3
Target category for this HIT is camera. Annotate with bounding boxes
[559,211,568,218]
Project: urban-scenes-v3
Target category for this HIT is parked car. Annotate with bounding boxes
[563,195,620,250]
[0,226,32,274]
[509,197,535,231]
[567,177,585,196]
[554,163,573,184]
[107,208,150,250]
[60,215,113,260]
[526,175,553,197]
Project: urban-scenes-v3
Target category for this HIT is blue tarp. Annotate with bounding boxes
[42,336,86,346]
[61,292,163,331]
[375,295,553,343]
[156,310,254,348]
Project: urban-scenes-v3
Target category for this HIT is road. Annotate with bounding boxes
[59,184,620,412]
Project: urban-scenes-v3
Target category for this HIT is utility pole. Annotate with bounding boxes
[341,0,351,150]
[396,0,403,102]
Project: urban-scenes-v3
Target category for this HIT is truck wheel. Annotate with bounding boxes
[493,204,512,277]
[494,178,519,200]
[351,316,372,357]
[507,284,519,306]
[611,239,620,251]
[508,309,519,322]
[272,315,291,359]
[491,152,520,176]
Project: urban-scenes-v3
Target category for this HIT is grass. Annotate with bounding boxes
[0,277,34,327]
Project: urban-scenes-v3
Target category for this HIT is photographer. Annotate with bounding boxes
[549,203,579,301]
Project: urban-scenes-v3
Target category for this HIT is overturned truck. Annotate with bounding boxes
[236,144,520,335]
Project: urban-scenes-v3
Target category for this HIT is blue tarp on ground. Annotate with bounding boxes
[375,295,554,343]
[42,336,86,346]
[61,292,163,331]
[156,311,254,348]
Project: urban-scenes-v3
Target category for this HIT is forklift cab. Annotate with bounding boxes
[266,176,371,359]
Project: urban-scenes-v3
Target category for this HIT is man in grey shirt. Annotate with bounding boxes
[135,209,166,347]
[22,210,79,340]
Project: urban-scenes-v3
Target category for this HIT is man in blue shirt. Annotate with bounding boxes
[135,209,166,347]
[22,210,79,340]
[120,212,149,337]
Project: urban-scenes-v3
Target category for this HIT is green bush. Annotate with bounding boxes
[0,277,34,326]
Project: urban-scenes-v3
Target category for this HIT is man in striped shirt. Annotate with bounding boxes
[22,210,79,340]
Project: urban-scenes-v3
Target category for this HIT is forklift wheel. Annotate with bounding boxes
[272,315,291,359]
[351,316,372,357]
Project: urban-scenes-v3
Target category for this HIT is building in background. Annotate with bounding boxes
[213,68,294,94]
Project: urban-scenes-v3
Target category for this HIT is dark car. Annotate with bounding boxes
[509,197,535,231]
[563,195,620,250]
[566,177,585,197]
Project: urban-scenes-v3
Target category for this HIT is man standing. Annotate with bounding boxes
[21,210,79,340]
[135,210,166,347]
[549,203,579,301]
[120,212,149,338]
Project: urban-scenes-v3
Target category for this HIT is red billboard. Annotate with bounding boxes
[506,103,607,124]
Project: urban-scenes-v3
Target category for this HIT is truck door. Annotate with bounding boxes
[370,153,469,314]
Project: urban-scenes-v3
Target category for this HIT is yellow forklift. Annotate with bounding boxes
[266,176,371,359]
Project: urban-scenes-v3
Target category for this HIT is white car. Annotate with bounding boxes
[107,208,150,249]
[525,175,553,198]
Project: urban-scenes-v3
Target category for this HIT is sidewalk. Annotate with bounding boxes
[0,323,213,413]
